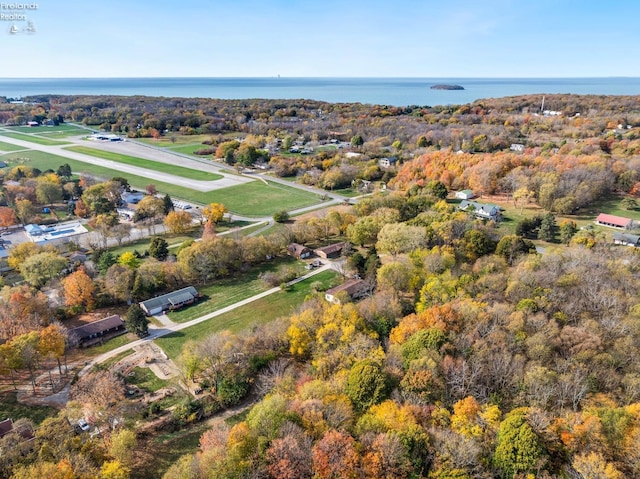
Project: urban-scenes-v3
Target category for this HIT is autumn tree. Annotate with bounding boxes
[312,429,360,479]
[63,268,96,312]
[118,251,141,270]
[202,202,227,224]
[38,324,66,376]
[14,198,35,225]
[103,264,135,303]
[0,206,17,231]
[35,177,63,207]
[19,252,67,288]
[164,210,193,234]
[108,428,137,468]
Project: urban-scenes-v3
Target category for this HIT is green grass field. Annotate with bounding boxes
[0,131,70,146]
[3,151,322,215]
[197,180,324,216]
[125,366,169,393]
[0,140,27,152]
[168,258,305,323]
[156,270,339,359]
[166,143,211,156]
[65,145,223,181]
[0,391,57,426]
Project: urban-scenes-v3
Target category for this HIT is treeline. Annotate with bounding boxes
[4,94,640,158]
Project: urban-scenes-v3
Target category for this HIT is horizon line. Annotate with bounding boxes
[1,75,639,80]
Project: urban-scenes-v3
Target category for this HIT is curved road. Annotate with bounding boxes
[79,263,333,376]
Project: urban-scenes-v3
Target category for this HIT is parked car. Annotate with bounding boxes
[77,419,90,431]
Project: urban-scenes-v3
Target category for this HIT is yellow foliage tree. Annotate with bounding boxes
[203,202,227,224]
[164,210,193,234]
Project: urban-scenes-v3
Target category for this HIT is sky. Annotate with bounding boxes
[2,0,640,78]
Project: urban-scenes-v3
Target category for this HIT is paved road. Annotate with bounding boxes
[78,263,333,376]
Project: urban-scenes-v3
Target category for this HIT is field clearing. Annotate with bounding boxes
[0,131,71,146]
[0,140,27,152]
[197,180,324,216]
[166,143,211,156]
[36,128,90,138]
[0,391,57,426]
[3,124,85,133]
[136,134,215,146]
[168,258,306,323]
[65,145,223,181]
[3,151,322,215]
[156,270,339,359]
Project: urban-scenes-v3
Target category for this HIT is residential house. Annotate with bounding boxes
[287,243,312,259]
[613,232,640,247]
[455,189,475,200]
[596,213,633,229]
[378,157,398,168]
[324,279,370,304]
[139,286,200,316]
[121,191,145,205]
[315,242,347,259]
[510,143,525,152]
[69,315,126,348]
[459,200,501,221]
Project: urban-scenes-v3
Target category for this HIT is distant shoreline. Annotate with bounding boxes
[2,77,640,107]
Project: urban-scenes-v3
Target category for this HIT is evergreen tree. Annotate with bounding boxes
[537,213,557,242]
[148,237,169,261]
[559,220,578,244]
[162,194,174,214]
[125,304,149,337]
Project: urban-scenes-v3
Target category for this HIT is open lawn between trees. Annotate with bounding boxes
[65,145,223,181]
[168,258,307,323]
[156,270,339,359]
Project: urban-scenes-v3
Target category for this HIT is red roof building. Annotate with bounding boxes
[596,213,633,229]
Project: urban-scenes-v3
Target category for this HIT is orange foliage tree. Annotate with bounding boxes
[63,267,96,312]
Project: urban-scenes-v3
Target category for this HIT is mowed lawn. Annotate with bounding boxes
[199,181,324,216]
[65,145,222,181]
[3,151,323,216]
[3,124,90,138]
[156,270,339,359]
[0,131,71,146]
[168,258,306,323]
[0,140,27,152]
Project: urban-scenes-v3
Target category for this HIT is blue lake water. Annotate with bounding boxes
[1,77,640,107]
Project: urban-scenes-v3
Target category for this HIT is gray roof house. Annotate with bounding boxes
[459,200,501,221]
[613,232,640,247]
[139,286,199,316]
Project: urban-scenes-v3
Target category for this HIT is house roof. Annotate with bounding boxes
[0,419,13,438]
[315,242,346,255]
[596,213,632,228]
[459,200,500,214]
[140,286,198,311]
[457,189,473,195]
[69,315,125,340]
[326,278,368,296]
[287,243,310,254]
[613,232,640,243]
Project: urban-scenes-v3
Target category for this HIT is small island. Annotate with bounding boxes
[430,84,465,90]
